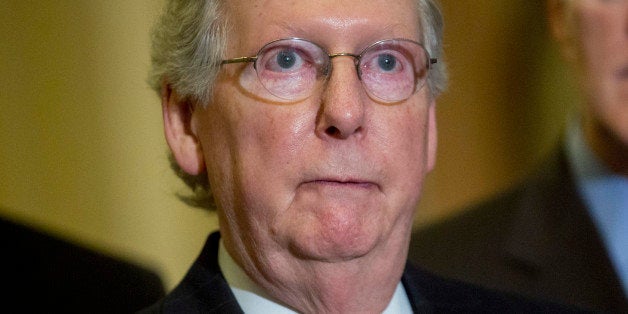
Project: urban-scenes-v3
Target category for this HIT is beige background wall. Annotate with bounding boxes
[0,1,577,291]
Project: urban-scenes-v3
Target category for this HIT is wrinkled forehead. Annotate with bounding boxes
[223,0,422,53]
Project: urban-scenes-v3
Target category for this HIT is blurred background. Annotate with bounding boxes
[1,0,578,291]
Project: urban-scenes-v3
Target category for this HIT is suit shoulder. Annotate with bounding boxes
[403,264,591,313]
[411,184,524,248]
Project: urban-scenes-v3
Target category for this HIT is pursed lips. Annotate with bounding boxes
[299,176,381,193]
[309,179,376,189]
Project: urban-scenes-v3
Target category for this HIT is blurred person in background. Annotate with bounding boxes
[409,0,628,312]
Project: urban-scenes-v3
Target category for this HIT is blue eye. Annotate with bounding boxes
[377,54,397,71]
[261,46,307,73]
[277,50,297,69]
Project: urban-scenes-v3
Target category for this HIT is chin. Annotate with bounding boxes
[286,221,383,262]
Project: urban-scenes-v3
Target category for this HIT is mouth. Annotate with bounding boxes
[300,175,380,191]
[308,179,376,189]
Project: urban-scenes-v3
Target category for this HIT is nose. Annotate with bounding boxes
[315,57,367,140]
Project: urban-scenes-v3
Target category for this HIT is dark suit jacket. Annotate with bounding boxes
[1,214,166,313]
[409,146,628,313]
[141,231,588,313]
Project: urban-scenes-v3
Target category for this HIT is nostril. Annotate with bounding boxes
[323,125,363,139]
[325,126,340,137]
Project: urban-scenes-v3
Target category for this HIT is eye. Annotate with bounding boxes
[276,50,297,69]
[260,46,308,73]
[357,40,426,102]
[362,50,408,75]
[251,39,328,101]
[377,53,397,72]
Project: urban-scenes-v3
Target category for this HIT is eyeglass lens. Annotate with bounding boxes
[248,38,430,103]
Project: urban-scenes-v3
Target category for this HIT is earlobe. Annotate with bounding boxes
[162,82,206,175]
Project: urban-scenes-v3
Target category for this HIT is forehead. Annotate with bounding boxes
[224,0,421,52]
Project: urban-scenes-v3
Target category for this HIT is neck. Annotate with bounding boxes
[275,261,403,313]
[224,230,410,314]
[583,116,628,177]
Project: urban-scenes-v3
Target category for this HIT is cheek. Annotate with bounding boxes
[240,108,312,184]
[396,104,430,155]
[227,106,315,206]
[192,105,240,209]
[575,4,621,70]
[379,104,432,190]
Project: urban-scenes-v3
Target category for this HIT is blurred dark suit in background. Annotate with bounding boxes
[1,213,166,313]
[409,146,628,312]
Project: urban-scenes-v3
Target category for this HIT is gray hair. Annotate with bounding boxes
[149,0,447,210]
[148,1,228,105]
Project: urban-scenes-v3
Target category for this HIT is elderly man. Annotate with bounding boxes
[409,0,628,312]
[141,0,585,313]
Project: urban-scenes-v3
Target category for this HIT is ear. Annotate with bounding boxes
[162,82,206,175]
[547,0,577,61]
[426,100,438,173]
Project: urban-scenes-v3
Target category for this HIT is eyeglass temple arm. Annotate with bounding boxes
[221,57,257,65]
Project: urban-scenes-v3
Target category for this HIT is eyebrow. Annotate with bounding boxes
[271,21,417,50]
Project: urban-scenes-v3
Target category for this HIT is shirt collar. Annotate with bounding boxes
[565,117,612,181]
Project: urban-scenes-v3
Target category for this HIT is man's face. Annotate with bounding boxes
[194,0,437,266]
[559,0,628,145]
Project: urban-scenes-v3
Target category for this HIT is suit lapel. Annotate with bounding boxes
[503,146,588,270]
[161,231,245,313]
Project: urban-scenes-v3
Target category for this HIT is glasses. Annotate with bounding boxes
[221,38,437,103]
